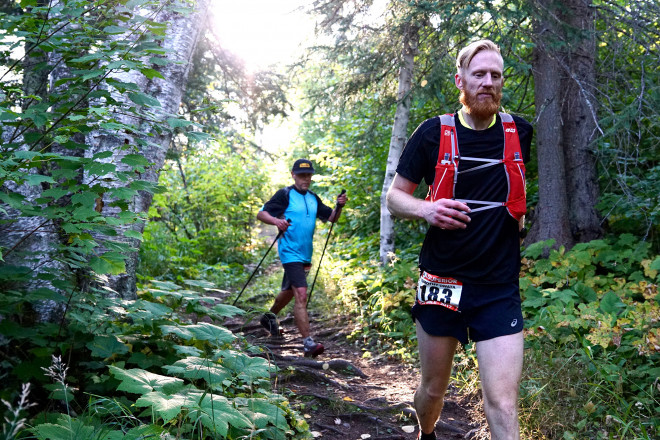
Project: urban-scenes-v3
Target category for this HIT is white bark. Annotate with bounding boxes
[86,0,211,298]
[0,26,67,322]
[0,0,211,321]
[379,24,418,266]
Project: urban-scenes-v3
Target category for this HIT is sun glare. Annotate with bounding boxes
[211,0,314,72]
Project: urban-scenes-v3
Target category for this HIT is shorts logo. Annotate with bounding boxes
[510,319,518,327]
[444,129,451,136]
[505,128,516,133]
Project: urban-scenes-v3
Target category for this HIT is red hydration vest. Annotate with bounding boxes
[426,112,526,221]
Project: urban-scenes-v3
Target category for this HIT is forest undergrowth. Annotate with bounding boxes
[1,225,658,439]
[323,232,660,440]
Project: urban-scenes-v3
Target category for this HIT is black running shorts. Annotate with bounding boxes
[411,277,523,345]
[281,262,312,290]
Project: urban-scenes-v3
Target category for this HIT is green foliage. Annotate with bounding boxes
[138,142,270,286]
[0,0,198,280]
[298,99,392,238]
[0,279,308,439]
[593,2,660,251]
[519,235,659,439]
[317,230,421,361]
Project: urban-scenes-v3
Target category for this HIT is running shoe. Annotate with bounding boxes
[303,340,325,357]
[259,312,282,337]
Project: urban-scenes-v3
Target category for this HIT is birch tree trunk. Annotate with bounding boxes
[85,0,210,299]
[379,24,418,266]
[0,2,67,322]
[1,0,210,321]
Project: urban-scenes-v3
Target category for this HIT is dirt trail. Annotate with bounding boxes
[226,312,484,440]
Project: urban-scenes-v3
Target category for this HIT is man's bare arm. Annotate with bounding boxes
[386,174,471,230]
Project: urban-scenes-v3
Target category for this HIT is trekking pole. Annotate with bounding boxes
[307,190,346,306]
[232,219,290,306]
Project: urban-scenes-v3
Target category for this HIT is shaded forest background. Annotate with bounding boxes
[0,0,658,439]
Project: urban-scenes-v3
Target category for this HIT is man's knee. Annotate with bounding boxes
[417,377,449,401]
[483,391,518,416]
[292,287,308,303]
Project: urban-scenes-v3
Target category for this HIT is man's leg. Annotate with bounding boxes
[270,288,294,314]
[475,332,524,440]
[414,322,459,435]
[290,285,310,338]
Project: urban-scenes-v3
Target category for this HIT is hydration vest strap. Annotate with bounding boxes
[459,157,502,163]
[457,157,503,175]
[455,199,504,213]
[429,112,526,221]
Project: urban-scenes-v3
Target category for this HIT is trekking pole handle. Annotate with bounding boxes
[336,189,346,207]
[277,218,292,236]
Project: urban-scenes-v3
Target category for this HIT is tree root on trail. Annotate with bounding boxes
[402,405,471,435]
[313,326,350,340]
[253,352,368,378]
[262,342,300,350]
[312,423,346,435]
[279,366,349,389]
[335,411,403,432]
[224,321,262,334]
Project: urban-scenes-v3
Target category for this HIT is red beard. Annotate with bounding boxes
[460,88,502,120]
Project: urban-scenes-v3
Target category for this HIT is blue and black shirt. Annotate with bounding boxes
[260,186,333,264]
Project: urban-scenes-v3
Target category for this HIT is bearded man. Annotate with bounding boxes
[386,40,533,440]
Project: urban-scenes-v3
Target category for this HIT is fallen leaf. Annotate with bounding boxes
[304,414,311,419]
[584,401,596,414]
[311,431,322,438]
[334,418,341,425]
[343,396,354,401]
[402,425,415,433]
[361,435,371,439]
[322,362,330,370]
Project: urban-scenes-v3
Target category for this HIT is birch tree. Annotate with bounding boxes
[379,23,418,265]
[0,0,210,320]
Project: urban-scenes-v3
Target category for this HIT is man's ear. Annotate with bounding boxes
[454,73,463,90]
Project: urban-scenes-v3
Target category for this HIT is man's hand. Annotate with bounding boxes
[274,218,290,232]
[419,198,471,230]
[387,174,470,229]
[336,192,348,207]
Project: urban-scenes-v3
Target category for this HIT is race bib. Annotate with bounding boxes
[416,271,463,312]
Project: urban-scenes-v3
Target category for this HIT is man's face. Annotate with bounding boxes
[292,172,313,192]
[455,50,503,119]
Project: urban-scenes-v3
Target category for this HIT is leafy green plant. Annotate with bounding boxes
[316,231,422,362]
[139,142,270,286]
[519,235,660,439]
[0,279,309,439]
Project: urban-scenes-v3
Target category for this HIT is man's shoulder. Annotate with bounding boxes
[413,115,444,132]
[265,187,292,205]
[275,186,294,196]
